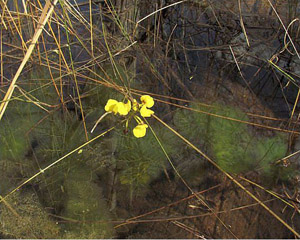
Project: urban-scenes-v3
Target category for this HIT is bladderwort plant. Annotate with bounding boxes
[174,103,291,180]
[1,0,300,238]
[91,95,155,138]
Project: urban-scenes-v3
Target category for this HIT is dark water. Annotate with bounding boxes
[3,0,299,119]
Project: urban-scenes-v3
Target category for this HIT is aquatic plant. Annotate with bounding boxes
[95,122,181,192]
[62,162,114,239]
[0,101,37,160]
[174,103,289,178]
[0,72,56,193]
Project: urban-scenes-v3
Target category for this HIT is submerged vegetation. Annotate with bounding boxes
[174,104,289,177]
[0,0,300,238]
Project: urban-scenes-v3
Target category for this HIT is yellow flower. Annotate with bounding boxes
[125,100,131,112]
[104,99,118,114]
[104,99,131,116]
[141,95,154,108]
[140,105,154,117]
[133,123,148,138]
[117,100,131,116]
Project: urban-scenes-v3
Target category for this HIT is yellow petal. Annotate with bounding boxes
[105,99,131,116]
[104,99,118,114]
[140,95,154,108]
[125,100,131,112]
[133,124,148,138]
[117,102,129,116]
[140,105,154,117]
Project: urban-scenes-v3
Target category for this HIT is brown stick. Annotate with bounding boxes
[0,0,59,121]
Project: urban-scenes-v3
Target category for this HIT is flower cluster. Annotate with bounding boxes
[104,99,131,116]
[104,95,155,138]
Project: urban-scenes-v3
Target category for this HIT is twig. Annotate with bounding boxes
[238,0,250,47]
[266,0,300,60]
[0,0,59,121]
[154,114,300,238]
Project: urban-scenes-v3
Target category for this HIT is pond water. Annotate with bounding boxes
[0,0,300,238]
